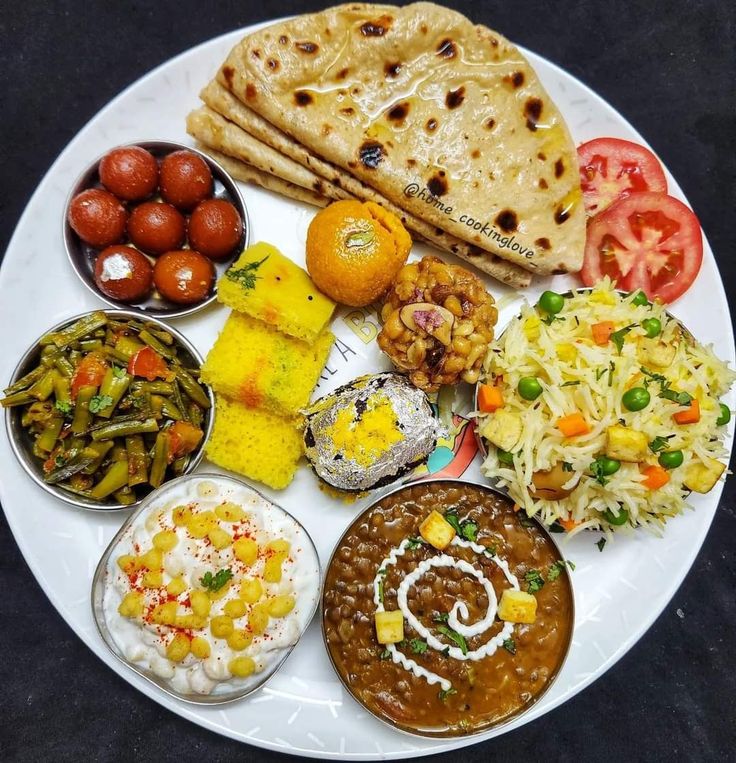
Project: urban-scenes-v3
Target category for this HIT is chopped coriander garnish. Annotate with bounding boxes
[595,368,606,382]
[444,510,478,543]
[436,624,468,655]
[562,461,574,472]
[433,612,450,623]
[377,577,385,604]
[596,537,607,552]
[608,361,615,387]
[438,687,457,701]
[199,568,233,592]
[525,569,545,593]
[547,559,575,581]
[484,545,497,557]
[409,638,428,655]
[610,324,636,354]
[561,380,580,387]
[641,367,693,406]
[55,400,72,416]
[225,256,269,291]
[112,365,127,379]
[88,394,113,414]
[649,434,675,453]
[503,638,517,655]
[549,521,565,533]
[405,536,425,551]
[379,648,391,660]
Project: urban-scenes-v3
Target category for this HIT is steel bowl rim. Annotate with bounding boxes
[62,139,251,319]
[90,471,322,705]
[4,308,215,512]
[320,475,575,739]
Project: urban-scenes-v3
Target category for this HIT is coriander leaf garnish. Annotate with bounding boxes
[649,434,675,453]
[88,394,113,414]
[590,458,610,486]
[596,537,607,552]
[438,687,457,701]
[199,568,233,592]
[405,536,425,550]
[225,256,269,291]
[379,648,391,660]
[561,380,580,387]
[610,324,637,354]
[525,569,545,593]
[608,361,615,387]
[641,367,693,406]
[595,368,606,382]
[433,612,450,623]
[562,461,574,472]
[112,365,127,379]
[444,510,478,542]
[436,624,469,655]
[547,559,575,582]
[377,577,385,604]
[409,638,428,655]
[502,638,517,655]
[444,511,462,535]
[484,545,497,557]
[55,400,72,416]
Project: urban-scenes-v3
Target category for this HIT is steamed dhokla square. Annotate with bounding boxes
[201,311,334,416]
[205,397,303,490]
[218,242,335,343]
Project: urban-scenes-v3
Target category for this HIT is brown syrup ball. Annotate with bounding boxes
[153,249,215,305]
[127,201,186,256]
[159,151,213,211]
[94,245,153,302]
[68,188,127,248]
[99,146,159,201]
[188,199,243,260]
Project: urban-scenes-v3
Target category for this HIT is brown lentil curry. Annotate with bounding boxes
[323,481,573,736]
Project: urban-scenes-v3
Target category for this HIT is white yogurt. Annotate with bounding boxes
[102,475,320,696]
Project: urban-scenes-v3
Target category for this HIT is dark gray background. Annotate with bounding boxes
[1,1,734,760]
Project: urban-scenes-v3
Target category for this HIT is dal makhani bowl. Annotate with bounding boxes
[322,480,574,737]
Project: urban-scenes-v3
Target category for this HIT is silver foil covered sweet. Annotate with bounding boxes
[303,373,438,491]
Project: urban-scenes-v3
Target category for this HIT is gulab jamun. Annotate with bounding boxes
[188,199,243,260]
[68,188,127,248]
[159,150,213,211]
[127,201,186,256]
[94,245,153,302]
[153,249,215,305]
[99,146,159,201]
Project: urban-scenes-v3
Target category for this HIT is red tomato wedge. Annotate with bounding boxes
[578,138,667,217]
[580,192,703,303]
[127,346,170,381]
[70,352,108,398]
[167,421,204,462]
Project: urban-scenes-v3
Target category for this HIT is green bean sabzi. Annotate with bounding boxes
[3,313,209,503]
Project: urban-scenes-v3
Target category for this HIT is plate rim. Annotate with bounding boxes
[0,17,733,761]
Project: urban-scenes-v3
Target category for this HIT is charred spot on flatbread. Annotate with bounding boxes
[359,141,385,169]
[524,98,543,131]
[486,118,496,130]
[426,118,438,133]
[313,179,325,193]
[504,71,525,88]
[295,41,319,54]
[407,159,417,168]
[251,49,262,60]
[360,15,393,37]
[384,61,402,78]
[340,106,355,116]
[294,90,313,106]
[222,66,235,89]
[535,237,551,251]
[337,67,350,80]
[446,87,465,109]
[245,83,257,101]
[495,209,518,232]
[278,35,288,45]
[321,124,332,136]
[386,102,410,124]
[436,39,457,58]
[266,58,280,71]
[554,158,565,178]
[539,178,549,189]
[537,151,547,161]
[555,203,571,224]
[471,149,481,159]
[551,267,567,275]
[427,172,448,197]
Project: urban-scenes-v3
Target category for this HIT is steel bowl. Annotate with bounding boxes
[63,140,250,319]
[91,473,322,704]
[321,477,575,739]
[4,309,214,511]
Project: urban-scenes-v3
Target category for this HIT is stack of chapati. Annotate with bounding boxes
[186,2,585,288]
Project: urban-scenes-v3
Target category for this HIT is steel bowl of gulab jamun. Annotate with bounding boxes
[322,479,575,738]
[64,141,250,318]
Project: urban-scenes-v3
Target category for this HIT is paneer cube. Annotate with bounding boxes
[683,457,726,494]
[375,610,404,644]
[498,589,538,624]
[637,337,676,368]
[480,409,522,453]
[605,425,649,462]
[419,509,456,550]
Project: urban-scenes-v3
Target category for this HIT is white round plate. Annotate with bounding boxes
[0,22,733,761]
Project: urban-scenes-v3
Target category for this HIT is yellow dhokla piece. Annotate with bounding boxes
[205,397,303,490]
[218,242,335,343]
[201,312,334,417]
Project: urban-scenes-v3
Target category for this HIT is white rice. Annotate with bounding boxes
[477,278,735,533]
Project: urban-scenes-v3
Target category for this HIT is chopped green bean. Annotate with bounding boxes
[171,379,190,423]
[113,487,137,506]
[1,390,35,408]
[149,430,170,488]
[143,325,174,345]
[30,369,56,401]
[71,385,97,434]
[97,367,131,418]
[79,339,104,352]
[90,460,130,499]
[54,354,75,378]
[35,415,64,454]
[174,366,211,408]
[151,394,183,421]
[139,329,176,360]
[114,335,145,360]
[90,417,159,441]
[44,448,96,484]
[82,440,114,474]
[131,381,174,395]
[4,365,46,395]
[125,435,149,487]
[53,374,72,406]
[40,312,108,349]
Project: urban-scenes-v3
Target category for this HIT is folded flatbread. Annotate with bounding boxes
[216,2,585,274]
[188,99,532,287]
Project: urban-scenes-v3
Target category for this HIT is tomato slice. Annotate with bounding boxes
[578,138,667,217]
[70,352,108,398]
[127,346,170,381]
[167,421,204,462]
[580,192,703,303]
